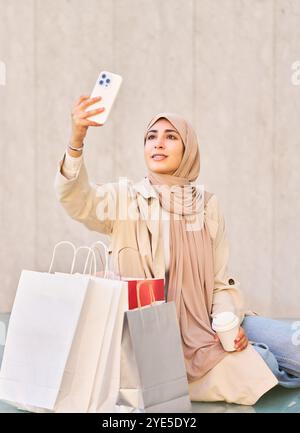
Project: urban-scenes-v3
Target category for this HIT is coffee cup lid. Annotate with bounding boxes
[212,311,239,332]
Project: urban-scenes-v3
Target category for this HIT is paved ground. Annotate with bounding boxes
[1,313,299,413]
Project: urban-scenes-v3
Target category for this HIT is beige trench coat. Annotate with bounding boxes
[54,153,278,406]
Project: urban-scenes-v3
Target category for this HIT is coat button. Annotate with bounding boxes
[228,278,235,285]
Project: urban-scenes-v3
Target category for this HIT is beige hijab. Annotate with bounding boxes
[144,112,228,382]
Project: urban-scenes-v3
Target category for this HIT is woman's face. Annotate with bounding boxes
[144,118,184,175]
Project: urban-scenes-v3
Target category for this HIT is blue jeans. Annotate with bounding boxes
[241,316,300,388]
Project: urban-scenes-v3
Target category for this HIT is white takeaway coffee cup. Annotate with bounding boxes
[212,312,240,352]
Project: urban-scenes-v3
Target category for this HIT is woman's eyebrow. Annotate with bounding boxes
[147,129,179,134]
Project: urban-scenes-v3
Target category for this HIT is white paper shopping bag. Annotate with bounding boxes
[54,242,128,413]
[87,276,128,412]
[0,241,90,411]
[0,270,89,410]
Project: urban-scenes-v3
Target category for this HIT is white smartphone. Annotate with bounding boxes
[86,70,123,124]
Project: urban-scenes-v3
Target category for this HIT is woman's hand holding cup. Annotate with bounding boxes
[212,312,248,352]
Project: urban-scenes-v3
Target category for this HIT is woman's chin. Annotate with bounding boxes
[148,162,173,174]
[151,167,172,174]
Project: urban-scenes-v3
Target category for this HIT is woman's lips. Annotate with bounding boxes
[152,155,168,161]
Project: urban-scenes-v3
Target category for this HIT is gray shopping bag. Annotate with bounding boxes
[116,295,191,413]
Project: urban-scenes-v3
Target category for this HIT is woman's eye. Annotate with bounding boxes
[147,134,176,140]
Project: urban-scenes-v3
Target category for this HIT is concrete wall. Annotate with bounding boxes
[0,0,299,317]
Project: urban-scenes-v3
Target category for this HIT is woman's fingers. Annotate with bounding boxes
[79,107,105,119]
[74,94,90,107]
[234,327,248,351]
[71,95,104,136]
[235,326,245,341]
[79,96,102,109]
[214,326,248,351]
[235,337,248,351]
[77,119,103,127]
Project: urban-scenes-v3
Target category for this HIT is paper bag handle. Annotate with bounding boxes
[136,280,156,308]
[136,280,161,329]
[90,240,109,278]
[71,246,97,276]
[48,240,77,273]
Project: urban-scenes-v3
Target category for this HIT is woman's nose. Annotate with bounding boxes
[154,138,165,148]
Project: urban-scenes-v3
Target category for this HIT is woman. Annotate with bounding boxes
[54,95,300,405]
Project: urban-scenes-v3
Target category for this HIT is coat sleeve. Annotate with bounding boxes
[54,152,120,235]
[208,195,246,324]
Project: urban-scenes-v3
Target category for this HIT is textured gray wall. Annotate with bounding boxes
[0,0,299,317]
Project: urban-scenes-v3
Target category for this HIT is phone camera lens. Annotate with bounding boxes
[99,80,104,85]
[106,78,110,83]
[102,74,106,78]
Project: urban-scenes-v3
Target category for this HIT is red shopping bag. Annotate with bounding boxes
[116,247,165,310]
[123,278,165,310]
